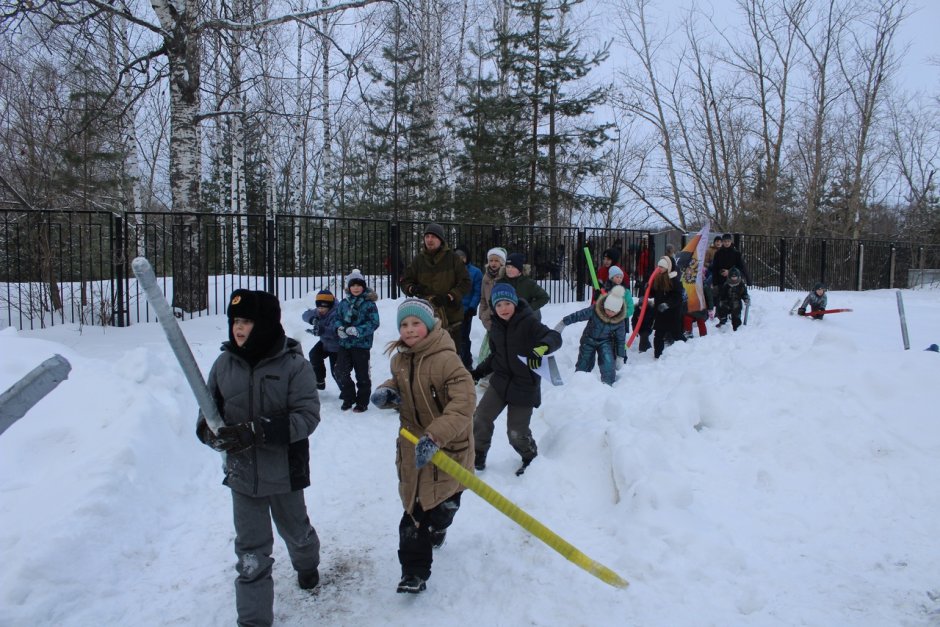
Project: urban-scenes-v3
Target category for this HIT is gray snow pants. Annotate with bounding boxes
[231,489,320,627]
[472,385,537,461]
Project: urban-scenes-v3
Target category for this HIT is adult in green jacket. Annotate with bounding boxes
[497,253,550,320]
[400,222,471,352]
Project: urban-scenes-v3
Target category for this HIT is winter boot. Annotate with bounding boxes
[515,456,535,476]
[396,575,427,594]
[297,568,319,590]
[474,450,487,471]
[316,380,326,391]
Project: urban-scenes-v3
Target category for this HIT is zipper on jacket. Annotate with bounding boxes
[429,385,444,413]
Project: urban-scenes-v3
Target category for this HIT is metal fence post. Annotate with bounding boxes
[112,213,127,327]
[576,229,586,301]
[779,238,786,291]
[889,245,896,289]
[856,243,864,291]
[492,226,502,247]
[265,217,276,295]
[390,222,401,299]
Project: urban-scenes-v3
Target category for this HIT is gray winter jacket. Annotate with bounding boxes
[200,337,321,497]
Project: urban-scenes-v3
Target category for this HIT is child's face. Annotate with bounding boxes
[399,316,428,347]
[232,317,254,347]
[495,300,516,320]
[505,265,521,278]
[602,257,612,267]
[816,288,825,296]
[611,274,623,285]
[487,256,503,271]
[604,307,619,317]
[349,284,364,296]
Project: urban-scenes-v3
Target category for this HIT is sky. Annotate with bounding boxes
[2,285,940,625]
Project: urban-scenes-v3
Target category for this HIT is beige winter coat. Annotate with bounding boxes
[478,266,505,331]
[381,322,476,514]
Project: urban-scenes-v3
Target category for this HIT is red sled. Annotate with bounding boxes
[801,308,853,317]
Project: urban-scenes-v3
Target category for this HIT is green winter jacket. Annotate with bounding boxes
[401,244,472,326]
[497,275,550,319]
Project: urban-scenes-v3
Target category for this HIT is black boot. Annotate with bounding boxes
[297,568,319,590]
[396,574,427,594]
[515,456,535,476]
[429,527,446,549]
[474,450,486,471]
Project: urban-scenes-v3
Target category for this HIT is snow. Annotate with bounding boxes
[2,288,940,626]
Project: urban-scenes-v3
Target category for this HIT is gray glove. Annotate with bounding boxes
[345,326,359,337]
[337,327,348,339]
[656,302,669,312]
[370,386,401,409]
[553,320,566,333]
[415,435,439,469]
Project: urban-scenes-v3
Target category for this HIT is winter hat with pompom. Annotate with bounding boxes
[347,268,367,289]
[603,285,626,313]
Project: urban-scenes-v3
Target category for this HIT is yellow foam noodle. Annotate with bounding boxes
[400,428,629,589]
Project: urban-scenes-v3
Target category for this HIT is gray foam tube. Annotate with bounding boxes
[131,257,224,432]
[0,354,72,436]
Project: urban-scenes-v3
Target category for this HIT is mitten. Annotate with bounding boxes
[337,327,348,339]
[656,302,669,312]
[469,367,483,383]
[797,310,805,316]
[216,422,262,453]
[553,320,566,333]
[345,326,359,337]
[527,344,549,369]
[370,386,402,409]
[415,435,439,469]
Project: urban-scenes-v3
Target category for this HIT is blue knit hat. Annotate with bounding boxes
[491,283,518,307]
[397,298,436,331]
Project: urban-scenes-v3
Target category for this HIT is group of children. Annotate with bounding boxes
[197,242,835,622]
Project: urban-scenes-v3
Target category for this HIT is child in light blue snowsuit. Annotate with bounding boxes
[556,286,629,386]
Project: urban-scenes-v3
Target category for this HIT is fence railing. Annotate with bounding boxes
[2,209,938,330]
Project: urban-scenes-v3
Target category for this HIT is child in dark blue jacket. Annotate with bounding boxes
[334,269,380,412]
[556,285,629,385]
[301,289,339,391]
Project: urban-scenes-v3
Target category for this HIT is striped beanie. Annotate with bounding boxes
[397,298,436,332]
[315,289,335,308]
[491,283,518,307]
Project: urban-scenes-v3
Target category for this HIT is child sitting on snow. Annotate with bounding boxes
[797,282,828,319]
[555,285,629,386]
[716,267,750,331]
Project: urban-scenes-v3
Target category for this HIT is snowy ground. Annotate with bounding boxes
[2,288,940,626]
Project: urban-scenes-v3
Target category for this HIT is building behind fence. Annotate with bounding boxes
[2,210,938,330]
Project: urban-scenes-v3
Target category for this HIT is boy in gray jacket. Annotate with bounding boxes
[197,289,322,627]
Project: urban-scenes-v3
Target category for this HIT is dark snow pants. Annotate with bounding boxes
[335,347,371,408]
[308,341,337,387]
[398,492,462,580]
[459,309,474,369]
[472,385,537,462]
[232,489,320,627]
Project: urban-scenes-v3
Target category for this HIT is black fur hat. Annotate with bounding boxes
[226,289,285,364]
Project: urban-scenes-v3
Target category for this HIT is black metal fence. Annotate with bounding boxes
[2,209,938,330]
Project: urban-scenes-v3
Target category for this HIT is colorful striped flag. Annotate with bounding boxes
[676,224,710,313]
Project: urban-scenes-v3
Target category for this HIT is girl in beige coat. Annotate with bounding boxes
[371,298,476,594]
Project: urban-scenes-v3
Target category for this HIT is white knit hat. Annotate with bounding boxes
[486,247,508,264]
[604,285,626,313]
[657,256,677,278]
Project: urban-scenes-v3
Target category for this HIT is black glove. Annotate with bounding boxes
[255,414,291,445]
[197,418,230,452]
[797,310,805,316]
[206,422,260,453]
[430,293,449,308]
[469,367,483,383]
[656,302,669,312]
[415,435,440,469]
[527,345,549,369]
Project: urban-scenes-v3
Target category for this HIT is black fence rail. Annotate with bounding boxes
[2,209,938,330]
